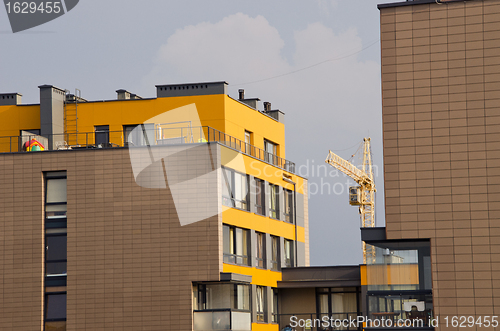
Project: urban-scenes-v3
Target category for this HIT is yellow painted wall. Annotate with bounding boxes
[223,96,285,158]
[0,105,40,136]
[222,263,282,287]
[251,322,279,331]
[222,208,305,243]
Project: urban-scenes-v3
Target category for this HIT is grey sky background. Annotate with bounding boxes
[0,0,390,265]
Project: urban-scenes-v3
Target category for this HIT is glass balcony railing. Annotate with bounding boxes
[193,310,251,331]
[0,126,296,173]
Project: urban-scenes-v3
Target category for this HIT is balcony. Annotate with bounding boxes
[193,310,251,331]
[0,125,296,173]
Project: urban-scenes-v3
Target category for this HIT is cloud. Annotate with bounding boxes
[144,13,290,85]
[142,13,383,266]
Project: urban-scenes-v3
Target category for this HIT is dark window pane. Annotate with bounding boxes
[95,125,109,146]
[46,236,67,261]
[46,262,67,276]
[45,321,66,331]
[46,293,67,320]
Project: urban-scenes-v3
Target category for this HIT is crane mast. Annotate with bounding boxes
[325,138,376,263]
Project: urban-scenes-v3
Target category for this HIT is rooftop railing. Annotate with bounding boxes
[0,126,296,173]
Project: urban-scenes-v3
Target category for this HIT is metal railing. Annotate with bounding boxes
[278,313,362,331]
[0,126,296,173]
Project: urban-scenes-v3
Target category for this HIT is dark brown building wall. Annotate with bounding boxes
[0,145,222,330]
[380,0,500,326]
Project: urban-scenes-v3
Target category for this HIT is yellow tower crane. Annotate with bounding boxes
[325,138,376,264]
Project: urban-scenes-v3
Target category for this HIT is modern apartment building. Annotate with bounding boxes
[0,82,309,331]
[377,0,500,329]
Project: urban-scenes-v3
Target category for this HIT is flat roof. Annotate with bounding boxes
[378,0,467,10]
[278,265,361,288]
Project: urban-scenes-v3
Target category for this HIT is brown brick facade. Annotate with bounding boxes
[380,0,500,327]
[0,145,222,330]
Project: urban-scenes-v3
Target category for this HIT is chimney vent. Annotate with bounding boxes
[0,93,22,106]
[238,89,245,100]
[263,102,271,111]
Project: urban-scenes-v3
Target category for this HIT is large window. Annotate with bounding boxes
[256,286,267,322]
[253,178,265,216]
[222,167,249,211]
[264,139,278,165]
[256,232,266,269]
[196,284,250,311]
[270,236,279,271]
[284,189,293,223]
[45,173,67,222]
[46,230,67,277]
[268,184,279,219]
[317,287,359,330]
[223,225,249,266]
[284,239,294,268]
[94,125,109,146]
[123,123,154,147]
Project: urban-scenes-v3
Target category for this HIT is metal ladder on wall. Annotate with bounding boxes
[64,89,81,146]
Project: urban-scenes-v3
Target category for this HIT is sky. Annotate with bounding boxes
[0,0,391,266]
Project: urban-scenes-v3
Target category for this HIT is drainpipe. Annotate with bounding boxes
[283,175,298,267]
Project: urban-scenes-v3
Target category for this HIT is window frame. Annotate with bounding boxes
[44,292,67,322]
[256,232,266,269]
[94,125,110,146]
[222,167,249,211]
[284,189,294,223]
[268,184,279,219]
[253,178,266,216]
[284,239,294,268]
[272,288,279,323]
[45,232,67,277]
[256,286,267,323]
[223,224,250,266]
[270,236,280,271]
[264,139,278,165]
[44,173,67,225]
[195,283,251,312]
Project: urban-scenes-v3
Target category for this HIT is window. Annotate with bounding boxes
[222,167,249,211]
[44,172,67,329]
[45,174,67,221]
[196,284,250,311]
[253,178,265,216]
[256,286,267,322]
[94,125,109,146]
[272,288,278,323]
[223,225,249,265]
[256,232,266,269]
[124,124,154,146]
[270,236,280,271]
[284,239,294,268]
[46,231,67,276]
[317,287,360,330]
[284,189,294,223]
[264,139,278,165]
[268,184,279,219]
[244,130,252,154]
[45,292,67,329]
